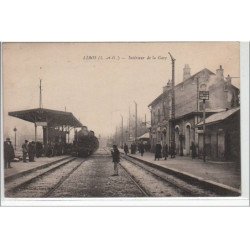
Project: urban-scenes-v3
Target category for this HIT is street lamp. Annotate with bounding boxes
[13,127,17,150]
[120,114,124,148]
[134,101,137,141]
[199,86,209,162]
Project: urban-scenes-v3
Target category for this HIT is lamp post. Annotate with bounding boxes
[199,89,209,162]
[120,114,124,148]
[134,101,138,142]
[13,127,17,150]
[168,52,176,146]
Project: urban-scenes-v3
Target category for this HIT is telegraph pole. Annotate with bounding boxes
[168,52,176,145]
[128,106,131,139]
[199,90,209,162]
[115,126,118,144]
[203,99,206,162]
[39,79,42,109]
[134,101,138,142]
[120,114,124,147]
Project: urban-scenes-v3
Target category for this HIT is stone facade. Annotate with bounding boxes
[148,65,240,158]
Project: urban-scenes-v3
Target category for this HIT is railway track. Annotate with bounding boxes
[102,148,149,197]
[121,155,218,197]
[104,147,218,197]
[5,157,86,198]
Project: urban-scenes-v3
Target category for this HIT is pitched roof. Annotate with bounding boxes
[138,132,150,139]
[196,107,240,127]
[9,108,83,127]
[148,68,215,107]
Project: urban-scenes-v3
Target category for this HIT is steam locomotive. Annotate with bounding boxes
[72,126,99,157]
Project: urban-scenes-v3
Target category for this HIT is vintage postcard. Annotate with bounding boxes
[0,42,248,206]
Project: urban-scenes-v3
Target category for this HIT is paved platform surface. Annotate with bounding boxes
[122,151,241,189]
[4,156,70,180]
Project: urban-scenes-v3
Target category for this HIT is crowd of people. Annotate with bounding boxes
[122,141,197,161]
[110,140,198,177]
[4,137,72,168]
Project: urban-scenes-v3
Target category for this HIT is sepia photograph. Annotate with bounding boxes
[1,2,250,250]
[1,42,244,203]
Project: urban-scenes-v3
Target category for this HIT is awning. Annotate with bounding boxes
[138,132,150,139]
[196,107,240,127]
[9,108,83,128]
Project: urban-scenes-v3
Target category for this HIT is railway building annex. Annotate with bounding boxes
[148,65,240,162]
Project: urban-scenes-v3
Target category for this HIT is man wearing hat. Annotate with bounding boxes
[111,144,120,176]
[4,138,15,168]
[22,140,29,162]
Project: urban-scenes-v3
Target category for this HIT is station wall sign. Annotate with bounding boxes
[36,122,47,126]
[199,91,209,100]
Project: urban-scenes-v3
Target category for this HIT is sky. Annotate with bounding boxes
[2,42,240,141]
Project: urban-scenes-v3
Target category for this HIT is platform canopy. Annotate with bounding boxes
[9,108,83,128]
[196,107,240,127]
[138,132,150,139]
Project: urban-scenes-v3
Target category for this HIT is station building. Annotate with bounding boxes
[148,65,240,161]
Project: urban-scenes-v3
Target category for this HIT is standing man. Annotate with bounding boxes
[170,141,176,158]
[162,143,169,160]
[155,142,162,161]
[190,141,197,159]
[28,141,36,162]
[22,140,28,162]
[111,145,120,176]
[131,143,134,154]
[124,143,129,155]
[140,142,145,157]
[4,138,15,168]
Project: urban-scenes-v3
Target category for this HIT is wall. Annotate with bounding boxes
[198,111,240,161]
[149,67,240,155]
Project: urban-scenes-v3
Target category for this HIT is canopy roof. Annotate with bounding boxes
[9,108,83,127]
[196,107,240,127]
[138,132,150,139]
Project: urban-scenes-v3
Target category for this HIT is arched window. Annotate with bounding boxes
[200,83,207,91]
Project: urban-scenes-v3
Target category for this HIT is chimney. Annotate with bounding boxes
[163,80,171,92]
[226,74,232,85]
[216,65,224,79]
[183,64,191,81]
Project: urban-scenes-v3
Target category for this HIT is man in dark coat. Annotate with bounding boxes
[36,142,43,158]
[124,143,129,155]
[162,143,169,160]
[190,141,197,159]
[155,142,162,161]
[170,141,176,158]
[28,141,36,162]
[139,142,145,156]
[131,143,135,154]
[22,140,29,162]
[4,138,15,168]
[111,145,120,176]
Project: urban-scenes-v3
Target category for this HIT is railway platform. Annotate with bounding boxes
[4,156,71,182]
[122,151,241,190]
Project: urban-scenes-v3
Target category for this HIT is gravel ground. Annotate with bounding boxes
[6,148,214,198]
[50,150,145,197]
[121,157,219,197]
[120,159,183,197]
[7,158,81,198]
